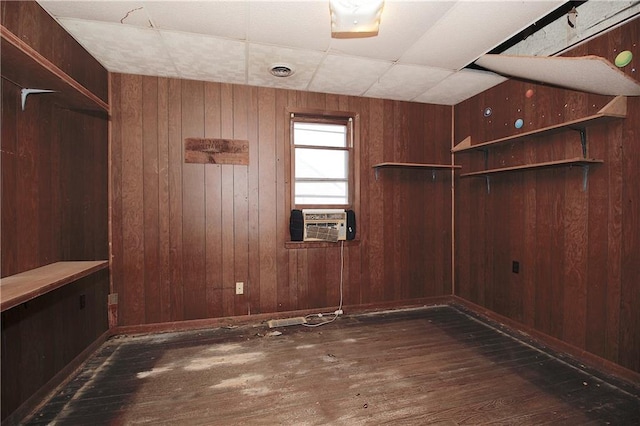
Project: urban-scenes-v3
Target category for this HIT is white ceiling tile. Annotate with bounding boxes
[365,64,453,101]
[414,69,507,106]
[248,1,331,51]
[475,54,640,96]
[399,1,565,69]
[248,44,325,90]
[329,1,455,61]
[39,0,149,25]
[143,1,248,39]
[161,31,247,84]
[308,54,393,96]
[57,18,177,76]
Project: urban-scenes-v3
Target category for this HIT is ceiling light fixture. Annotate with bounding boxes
[329,0,384,39]
[269,64,294,78]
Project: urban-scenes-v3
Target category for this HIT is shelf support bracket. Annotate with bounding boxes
[582,165,589,191]
[572,127,588,158]
[21,88,56,111]
[485,175,491,194]
[432,170,437,182]
[374,168,379,181]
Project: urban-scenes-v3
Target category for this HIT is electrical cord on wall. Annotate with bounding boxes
[302,240,344,327]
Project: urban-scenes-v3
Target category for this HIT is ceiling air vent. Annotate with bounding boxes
[269,64,294,78]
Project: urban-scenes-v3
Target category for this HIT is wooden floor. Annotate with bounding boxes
[24,306,639,425]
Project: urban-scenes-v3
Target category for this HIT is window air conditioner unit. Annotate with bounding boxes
[302,209,347,242]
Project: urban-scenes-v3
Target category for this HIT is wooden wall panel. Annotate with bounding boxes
[142,76,162,324]
[120,74,145,325]
[110,76,453,326]
[1,81,18,274]
[454,19,640,374]
[204,82,224,318]
[181,79,207,320]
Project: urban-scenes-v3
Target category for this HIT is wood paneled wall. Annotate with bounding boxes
[454,19,640,374]
[1,81,108,276]
[110,75,453,326]
[1,2,110,420]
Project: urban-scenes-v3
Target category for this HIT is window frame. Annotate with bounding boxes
[288,109,359,211]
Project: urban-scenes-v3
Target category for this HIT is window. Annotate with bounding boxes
[290,113,354,208]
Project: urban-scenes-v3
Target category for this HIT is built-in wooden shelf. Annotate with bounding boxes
[0,25,109,113]
[372,162,461,180]
[460,158,603,177]
[372,162,462,170]
[0,261,109,312]
[452,96,627,153]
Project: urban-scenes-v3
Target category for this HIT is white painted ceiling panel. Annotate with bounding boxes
[33,1,149,25]
[37,1,636,105]
[57,18,177,77]
[365,64,453,101]
[399,1,566,69]
[247,1,331,51]
[414,68,507,105]
[308,54,392,96]
[248,44,326,90]
[145,1,248,40]
[162,31,246,84]
[475,54,640,96]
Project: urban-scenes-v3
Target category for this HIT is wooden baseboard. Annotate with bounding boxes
[3,329,111,426]
[112,296,454,337]
[450,296,640,389]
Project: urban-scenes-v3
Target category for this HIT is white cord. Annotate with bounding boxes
[303,240,344,327]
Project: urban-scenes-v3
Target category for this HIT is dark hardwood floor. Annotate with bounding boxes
[24,306,639,425]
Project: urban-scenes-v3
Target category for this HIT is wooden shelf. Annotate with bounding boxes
[460,158,603,178]
[0,261,109,312]
[372,162,461,170]
[0,25,109,113]
[372,162,461,180]
[452,96,626,153]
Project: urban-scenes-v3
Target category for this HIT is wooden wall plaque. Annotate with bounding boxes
[185,138,249,165]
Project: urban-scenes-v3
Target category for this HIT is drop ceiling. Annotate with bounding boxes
[34,1,628,105]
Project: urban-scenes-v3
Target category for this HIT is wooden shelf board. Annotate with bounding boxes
[460,158,603,178]
[372,162,461,170]
[0,261,109,312]
[452,96,626,153]
[1,26,109,113]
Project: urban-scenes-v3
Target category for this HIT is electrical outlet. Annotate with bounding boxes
[235,282,244,295]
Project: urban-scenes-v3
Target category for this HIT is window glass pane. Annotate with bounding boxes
[295,181,348,205]
[294,122,346,147]
[295,148,348,179]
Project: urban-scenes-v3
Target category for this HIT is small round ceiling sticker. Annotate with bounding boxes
[483,107,492,117]
[514,118,524,129]
[615,50,633,67]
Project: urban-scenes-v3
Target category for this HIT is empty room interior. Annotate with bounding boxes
[2,0,640,424]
